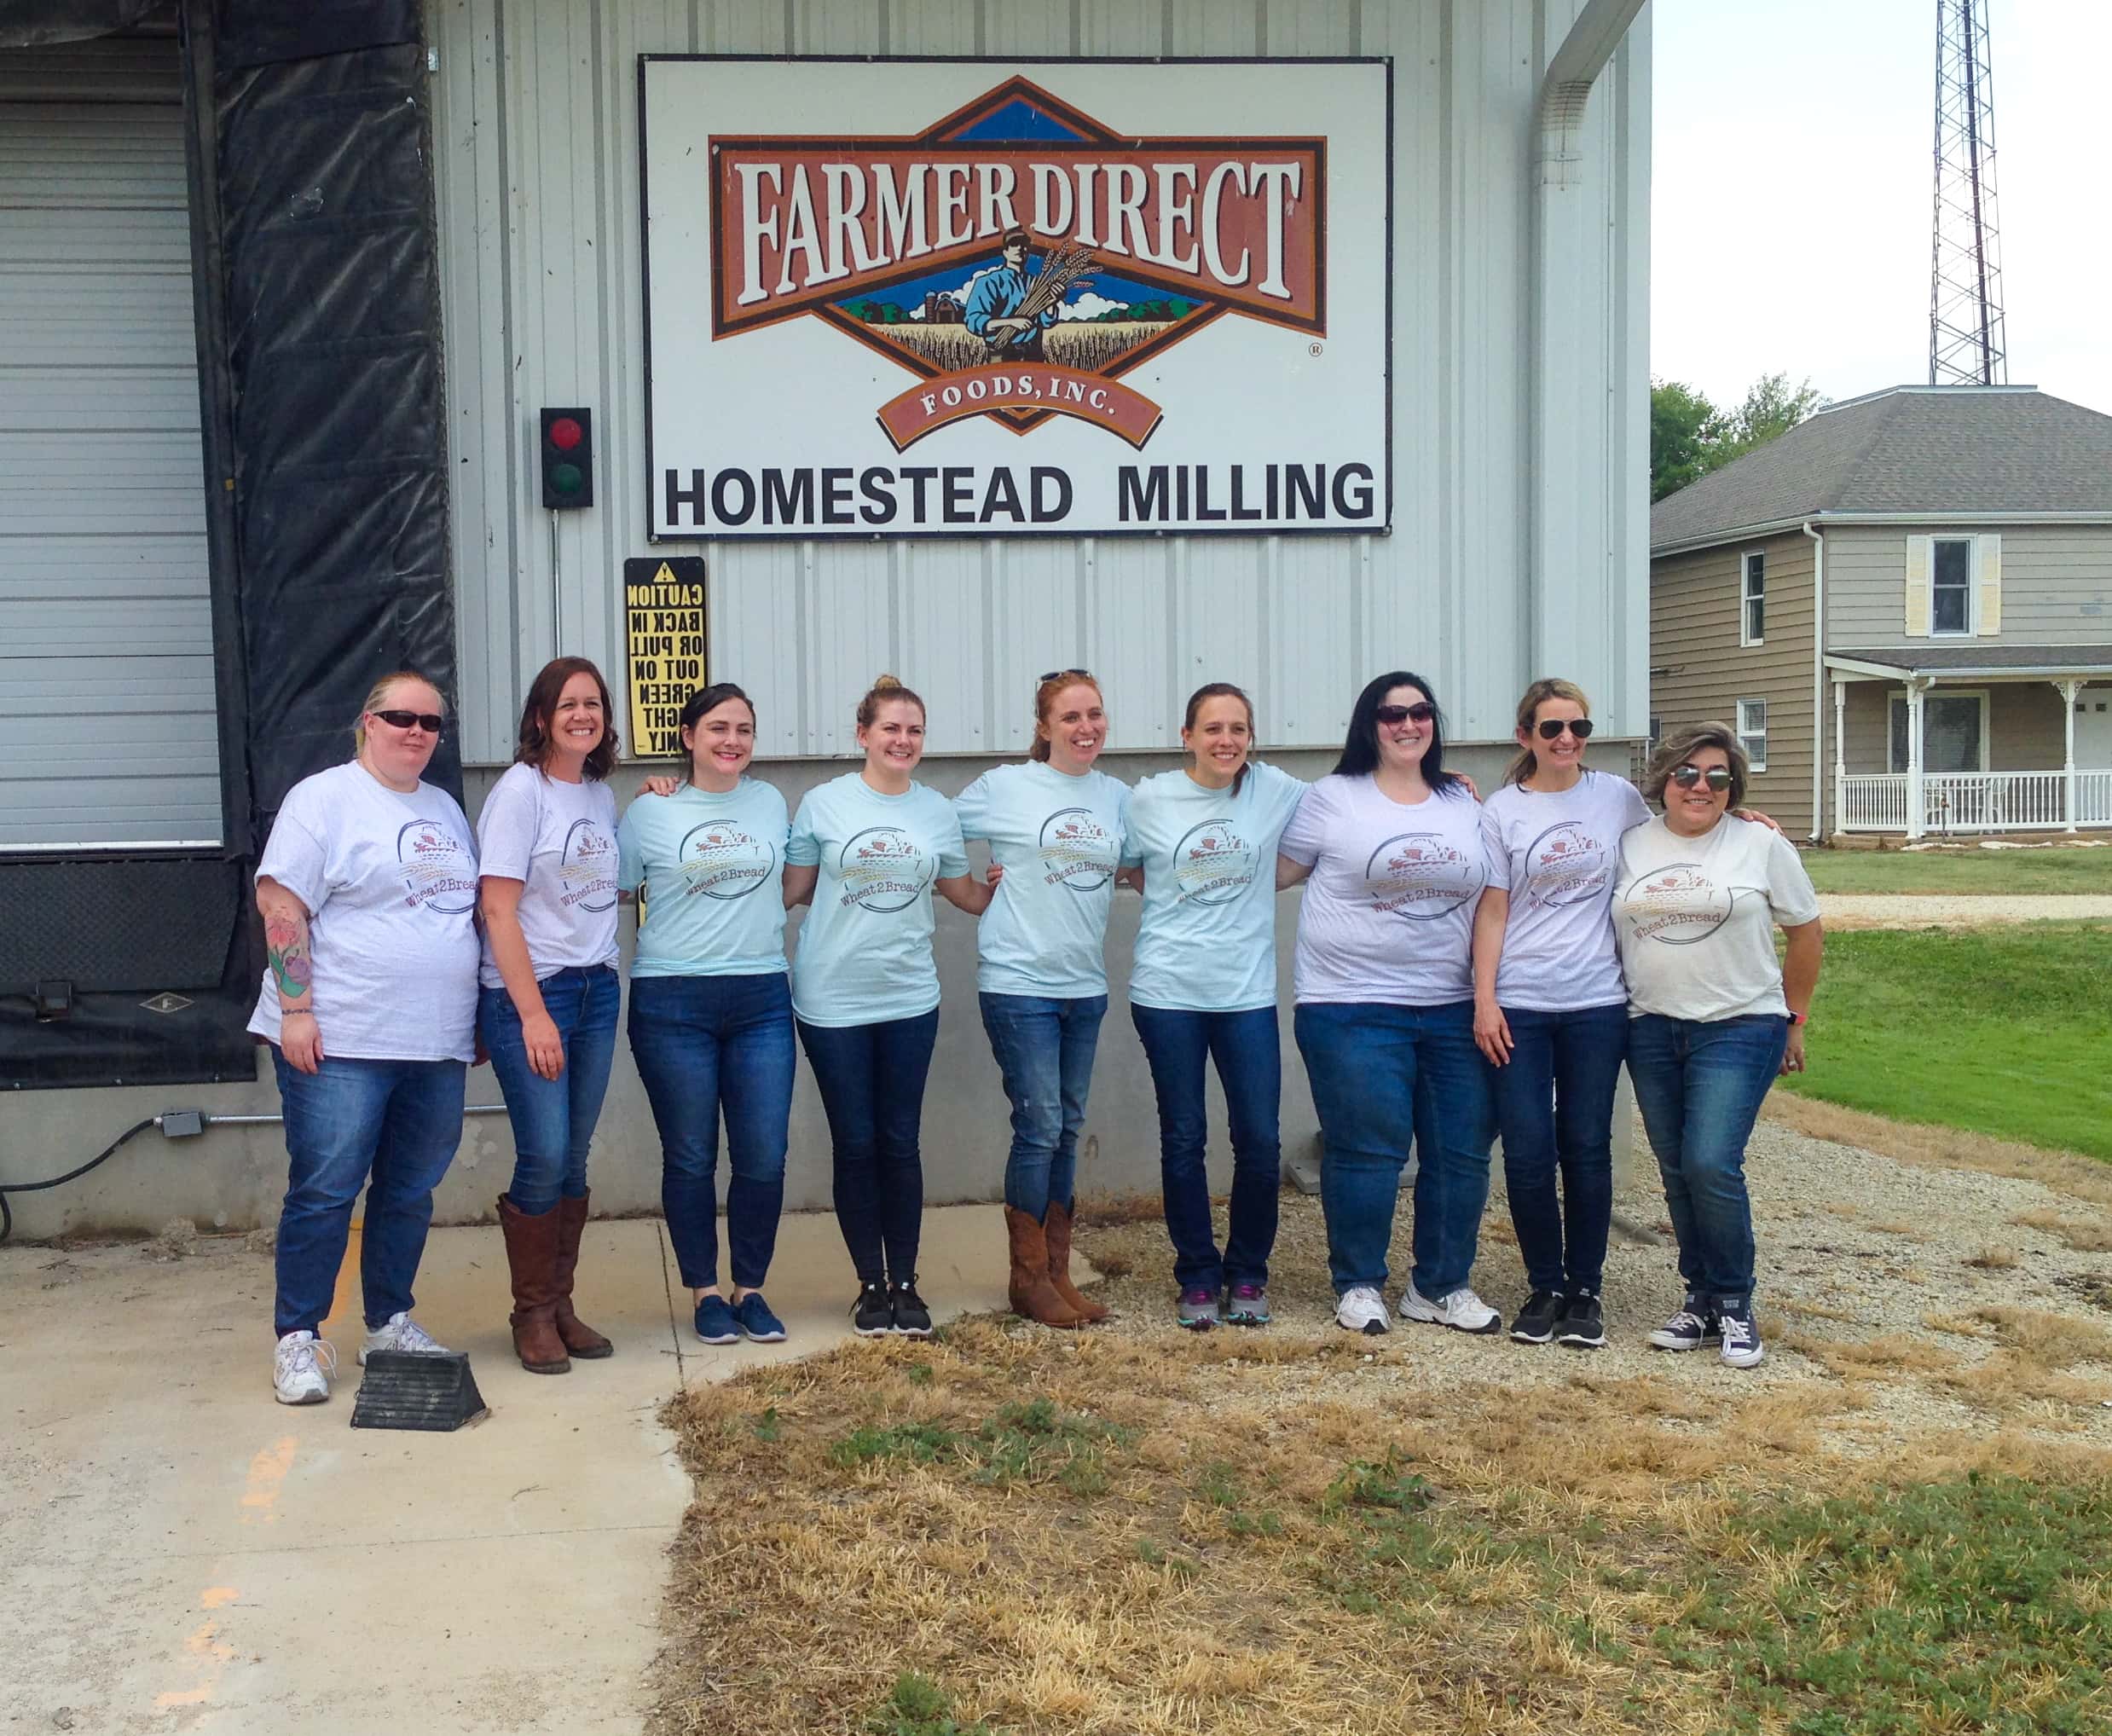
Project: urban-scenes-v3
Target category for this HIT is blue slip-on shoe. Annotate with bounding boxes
[693,1293,739,1345]
[732,1292,787,1344]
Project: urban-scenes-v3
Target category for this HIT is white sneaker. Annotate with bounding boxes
[273,1330,336,1404]
[359,1311,449,1365]
[1397,1280,1501,1335]
[1335,1285,1391,1336]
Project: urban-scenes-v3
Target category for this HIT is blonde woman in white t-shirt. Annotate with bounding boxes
[1612,722,1823,1372]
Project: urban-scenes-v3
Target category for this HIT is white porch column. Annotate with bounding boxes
[1831,680,1848,836]
[1906,679,1928,841]
[2059,678,2083,833]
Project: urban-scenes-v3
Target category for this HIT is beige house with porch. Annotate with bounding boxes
[1649,385,2112,841]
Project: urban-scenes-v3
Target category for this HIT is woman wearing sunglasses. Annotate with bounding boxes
[785,675,992,1339]
[1123,681,1307,1329]
[477,657,623,1373]
[1613,723,1822,1370]
[250,672,480,1405]
[1279,672,1498,1338]
[954,669,1130,1328]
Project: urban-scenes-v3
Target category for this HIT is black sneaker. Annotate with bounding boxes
[1554,1292,1606,1350]
[851,1280,893,1337]
[1508,1289,1565,1344]
[1716,1298,1764,1369]
[1646,1293,1721,1351]
[888,1277,934,1339]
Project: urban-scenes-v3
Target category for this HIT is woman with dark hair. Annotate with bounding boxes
[1615,722,1821,1370]
[954,670,1130,1328]
[1279,670,1499,1338]
[784,675,992,1339]
[620,682,796,1348]
[1122,681,1307,1329]
[478,657,623,1372]
[252,671,478,1404]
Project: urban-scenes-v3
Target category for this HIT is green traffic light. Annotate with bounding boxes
[553,462,584,495]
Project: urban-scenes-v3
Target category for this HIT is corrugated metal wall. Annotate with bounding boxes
[429,0,1650,764]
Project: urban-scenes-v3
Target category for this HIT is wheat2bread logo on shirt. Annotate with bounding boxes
[559,819,620,912]
[1523,819,1612,909]
[1623,865,1733,945]
[1364,832,1480,921]
[396,820,477,914]
[1038,807,1117,891]
[1172,820,1255,906]
[678,822,778,900]
[836,827,932,911]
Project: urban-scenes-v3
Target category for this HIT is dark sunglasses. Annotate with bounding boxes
[1374,702,1436,726]
[1669,764,1733,793]
[371,709,444,734]
[1536,717,1594,740]
[1039,667,1093,683]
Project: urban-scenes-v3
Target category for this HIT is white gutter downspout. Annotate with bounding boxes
[1803,520,1825,842]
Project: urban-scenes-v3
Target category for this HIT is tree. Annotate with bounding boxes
[1651,372,1824,501]
[1723,371,1824,459]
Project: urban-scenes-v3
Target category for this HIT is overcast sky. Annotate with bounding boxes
[1651,0,2109,416]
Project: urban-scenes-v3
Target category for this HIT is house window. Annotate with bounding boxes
[1737,699,1768,772]
[1931,537,1972,634]
[1740,551,1765,645]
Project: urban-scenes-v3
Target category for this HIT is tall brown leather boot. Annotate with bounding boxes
[498,1195,570,1374]
[552,1191,613,1357]
[1043,1201,1111,1322]
[1005,1206,1084,1328]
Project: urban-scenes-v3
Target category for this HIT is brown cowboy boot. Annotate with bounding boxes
[552,1191,613,1357]
[1005,1207,1084,1328]
[497,1195,570,1374]
[1043,1201,1111,1322]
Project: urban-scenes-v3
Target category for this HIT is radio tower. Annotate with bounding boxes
[1928,0,2006,385]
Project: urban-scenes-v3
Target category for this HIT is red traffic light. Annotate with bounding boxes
[548,416,584,451]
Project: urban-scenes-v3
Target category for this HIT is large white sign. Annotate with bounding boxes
[641,58,1390,540]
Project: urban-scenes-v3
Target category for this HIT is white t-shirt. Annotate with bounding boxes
[1279,774,1489,1006]
[1479,770,1652,1011]
[475,761,621,989]
[1613,815,1820,1021]
[246,761,481,1062]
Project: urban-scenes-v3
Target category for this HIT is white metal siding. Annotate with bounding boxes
[430,0,1651,763]
[0,40,222,849]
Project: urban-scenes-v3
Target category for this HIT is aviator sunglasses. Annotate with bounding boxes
[1536,717,1594,740]
[371,708,445,734]
[1039,667,1093,683]
[1669,764,1733,793]
[1374,702,1436,726]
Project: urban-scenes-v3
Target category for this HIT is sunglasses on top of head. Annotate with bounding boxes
[1039,667,1093,683]
[1535,717,1594,740]
[1669,764,1733,793]
[372,709,445,734]
[1374,702,1437,726]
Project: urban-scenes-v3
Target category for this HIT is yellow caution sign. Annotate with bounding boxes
[622,557,708,761]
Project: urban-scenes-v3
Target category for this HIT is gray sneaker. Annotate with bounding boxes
[1222,1282,1271,1327]
[1176,1285,1220,1330]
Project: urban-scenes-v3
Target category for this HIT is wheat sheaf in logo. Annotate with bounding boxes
[1172,819,1254,906]
[1525,819,1611,909]
[396,819,476,915]
[837,826,933,912]
[1366,832,1481,921]
[1626,864,1733,946]
[710,78,1324,452]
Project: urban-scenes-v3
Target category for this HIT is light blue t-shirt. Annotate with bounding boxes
[955,761,1131,998]
[1120,761,1308,1012]
[787,773,969,1027]
[616,778,790,979]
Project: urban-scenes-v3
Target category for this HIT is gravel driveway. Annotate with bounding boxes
[1818,894,2112,929]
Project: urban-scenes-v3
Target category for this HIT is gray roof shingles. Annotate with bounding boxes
[1650,386,2112,552]
[1830,644,2112,673]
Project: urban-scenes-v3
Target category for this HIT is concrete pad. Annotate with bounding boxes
[2,1203,1013,1734]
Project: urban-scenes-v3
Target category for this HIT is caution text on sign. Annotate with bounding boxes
[623,556,708,760]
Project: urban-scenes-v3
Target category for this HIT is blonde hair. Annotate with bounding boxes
[1642,721,1748,808]
[352,670,443,752]
[856,673,925,731]
[1503,677,1591,787]
[1029,671,1103,763]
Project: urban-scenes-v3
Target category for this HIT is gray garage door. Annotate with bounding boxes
[0,35,222,850]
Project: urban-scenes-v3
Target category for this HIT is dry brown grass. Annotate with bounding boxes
[870,319,1178,374]
[1965,1245,2022,1270]
[2014,1207,2112,1254]
[1764,1095,2112,1210]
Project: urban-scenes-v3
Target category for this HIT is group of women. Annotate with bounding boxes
[252,658,1822,1406]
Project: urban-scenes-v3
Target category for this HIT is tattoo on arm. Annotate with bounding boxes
[266,912,313,1005]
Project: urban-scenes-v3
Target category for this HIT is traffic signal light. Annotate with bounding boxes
[539,407,593,509]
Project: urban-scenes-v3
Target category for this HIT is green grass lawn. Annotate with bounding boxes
[1784,919,2112,1160]
[1802,845,2112,894]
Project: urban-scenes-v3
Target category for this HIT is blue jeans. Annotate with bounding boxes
[270,1048,467,1338]
[628,973,796,1291]
[1625,1013,1788,1302]
[797,1010,940,1284]
[1492,1002,1629,1296]
[1130,1004,1281,1292]
[978,992,1108,1218]
[479,964,621,1215]
[1296,999,1495,1298]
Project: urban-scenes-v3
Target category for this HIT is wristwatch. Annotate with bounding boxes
[1786,1010,1808,1027]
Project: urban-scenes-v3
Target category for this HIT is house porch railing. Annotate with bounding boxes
[1836,768,2112,835]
